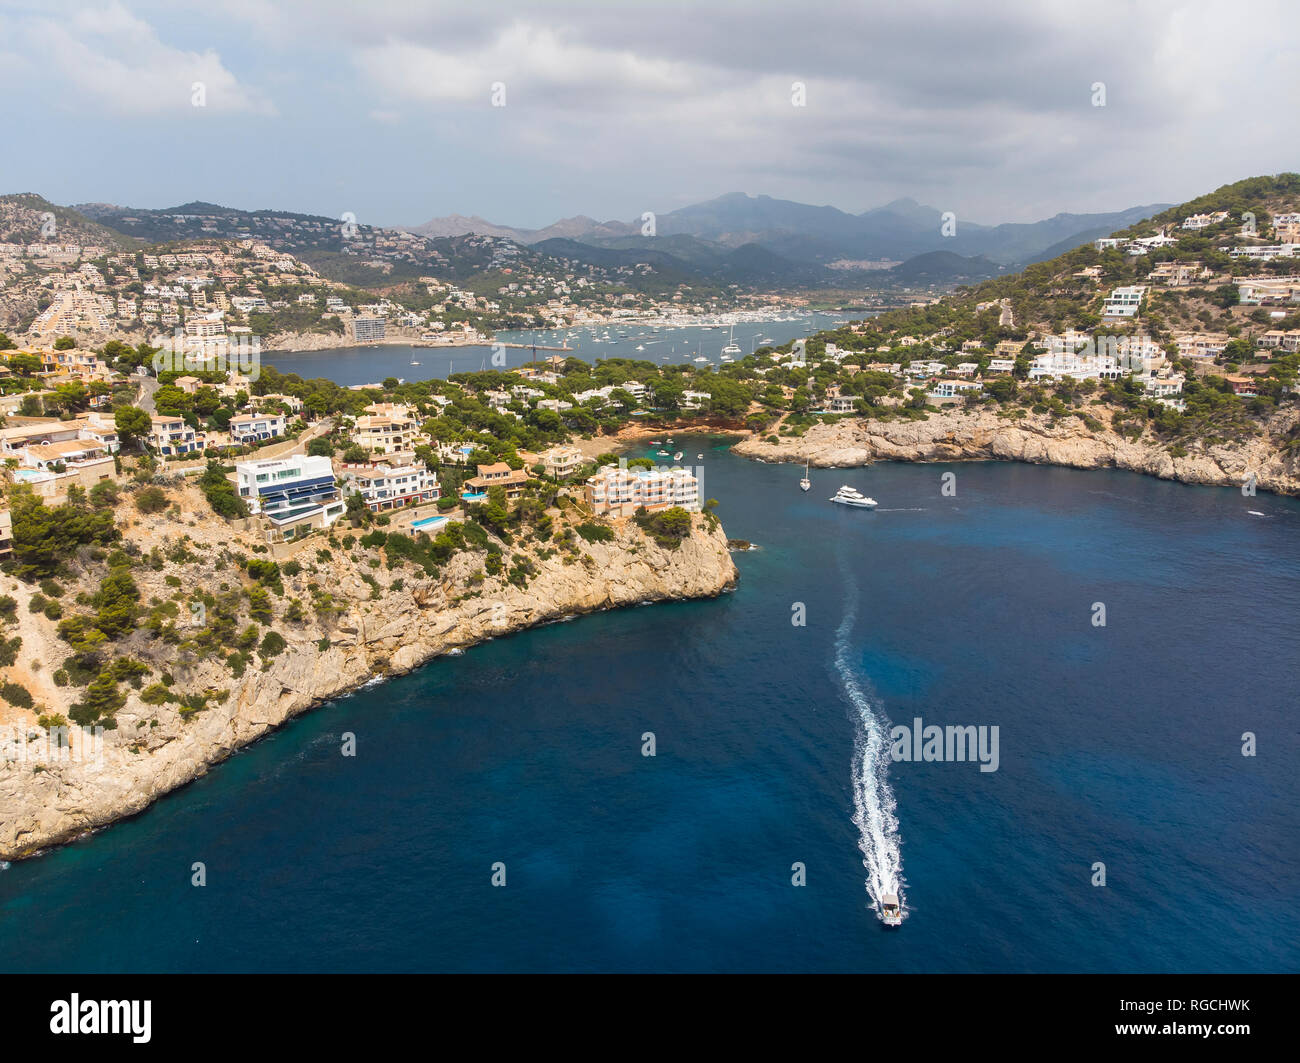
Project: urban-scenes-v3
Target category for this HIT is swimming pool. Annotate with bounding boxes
[460,491,487,502]
[411,515,447,530]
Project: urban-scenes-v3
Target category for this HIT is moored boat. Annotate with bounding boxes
[830,485,877,508]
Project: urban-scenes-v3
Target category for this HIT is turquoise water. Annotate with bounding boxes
[411,516,447,530]
[1,443,1297,972]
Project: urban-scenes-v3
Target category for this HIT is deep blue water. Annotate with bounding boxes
[2,444,1298,972]
[260,312,854,386]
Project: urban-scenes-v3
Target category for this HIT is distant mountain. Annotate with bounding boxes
[407,213,526,240]
[409,192,1170,271]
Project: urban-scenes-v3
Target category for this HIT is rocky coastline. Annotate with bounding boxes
[732,408,1300,495]
[0,510,737,859]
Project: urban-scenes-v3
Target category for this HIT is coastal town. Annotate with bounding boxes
[0,194,825,353]
[1,173,1298,868]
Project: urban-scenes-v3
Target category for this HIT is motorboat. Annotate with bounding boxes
[830,485,877,508]
[881,894,902,926]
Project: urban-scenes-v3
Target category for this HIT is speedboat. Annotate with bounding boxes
[830,485,877,508]
[881,894,902,926]
[673,451,683,461]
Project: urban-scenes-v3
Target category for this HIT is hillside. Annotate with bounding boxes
[829,173,1300,342]
[0,194,137,248]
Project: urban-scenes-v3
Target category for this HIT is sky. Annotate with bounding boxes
[1,0,1296,230]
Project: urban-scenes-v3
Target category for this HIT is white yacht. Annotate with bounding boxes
[830,485,877,508]
[799,462,811,492]
[881,894,902,926]
[722,325,742,358]
[693,355,709,363]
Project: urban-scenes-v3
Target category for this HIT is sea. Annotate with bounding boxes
[255,312,856,386]
[2,438,1297,972]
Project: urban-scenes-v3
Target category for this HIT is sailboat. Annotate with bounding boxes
[800,462,811,492]
[722,324,742,359]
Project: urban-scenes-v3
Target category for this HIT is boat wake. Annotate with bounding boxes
[835,587,905,924]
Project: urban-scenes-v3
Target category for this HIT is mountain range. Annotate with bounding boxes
[407,192,1168,272]
[58,191,1169,292]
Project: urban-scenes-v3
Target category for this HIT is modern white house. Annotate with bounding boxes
[1101,286,1147,319]
[929,379,985,399]
[235,454,344,541]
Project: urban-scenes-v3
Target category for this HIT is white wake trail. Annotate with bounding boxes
[834,593,905,922]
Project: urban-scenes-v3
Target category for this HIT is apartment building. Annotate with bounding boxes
[351,316,387,343]
[235,455,344,542]
[229,412,287,444]
[339,460,439,512]
[352,411,416,454]
[148,415,205,456]
[584,464,700,518]
[1257,330,1300,352]
[1272,213,1300,242]
[1174,333,1229,361]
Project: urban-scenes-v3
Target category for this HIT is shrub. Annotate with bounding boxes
[0,681,33,709]
[69,672,126,726]
[574,522,614,543]
[0,635,22,667]
[259,630,287,660]
[134,486,169,514]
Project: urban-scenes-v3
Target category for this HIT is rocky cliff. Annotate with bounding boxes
[734,407,1300,495]
[0,511,737,859]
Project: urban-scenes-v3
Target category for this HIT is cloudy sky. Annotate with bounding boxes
[2,0,1296,229]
